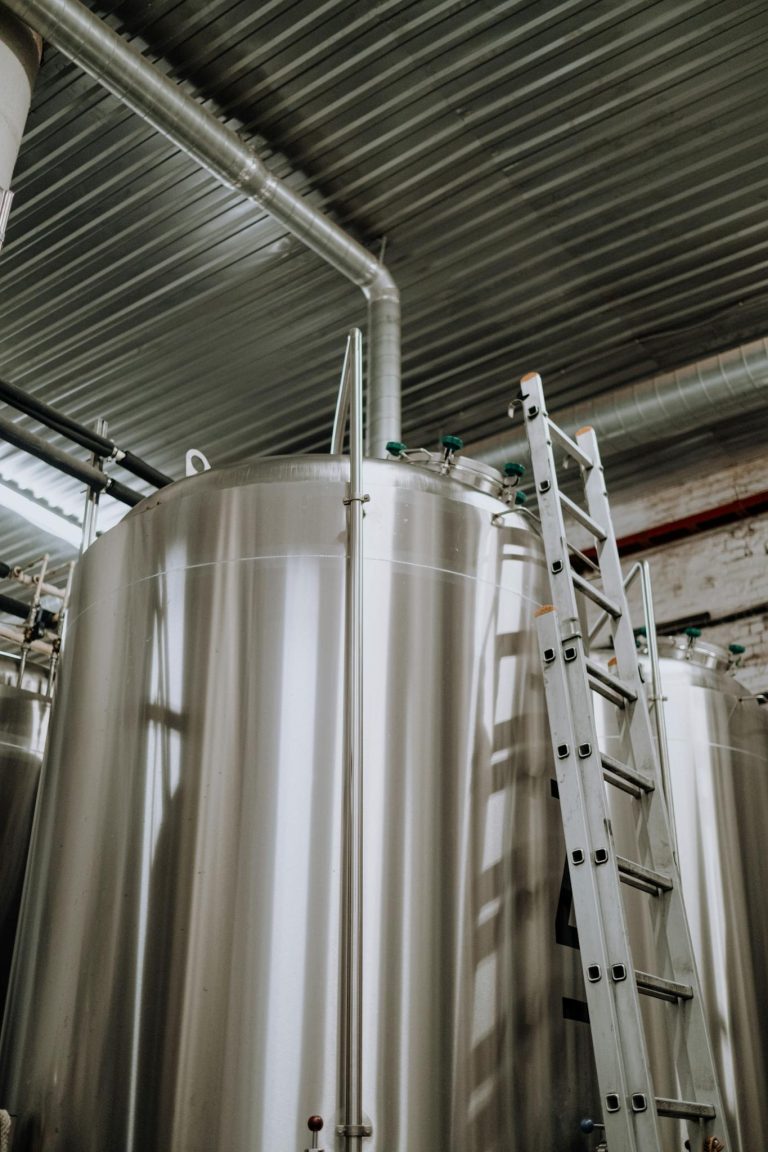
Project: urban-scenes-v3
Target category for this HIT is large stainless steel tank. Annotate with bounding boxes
[601,634,768,1149]
[0,658,49,1022]
[0,456,599,1152]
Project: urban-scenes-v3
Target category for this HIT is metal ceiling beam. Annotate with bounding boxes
[469,337,768,470]
[3,0,400,456]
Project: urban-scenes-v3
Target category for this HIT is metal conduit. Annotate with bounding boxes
[0,376,173,487]
[0,414,143,506]
[4,0,401,457]
[469,337,768,469]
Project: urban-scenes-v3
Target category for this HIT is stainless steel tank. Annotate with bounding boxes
[0,455,599,1152]
[0,658,49,1022]
[600,634,768,1149]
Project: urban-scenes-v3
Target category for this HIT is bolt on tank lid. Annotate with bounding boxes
[657,632,740,672]
[384,437,508,498]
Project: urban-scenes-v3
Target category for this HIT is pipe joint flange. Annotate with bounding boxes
[336,1124,372,1138]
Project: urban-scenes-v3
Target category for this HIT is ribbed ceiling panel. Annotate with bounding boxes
[1,0,768,572]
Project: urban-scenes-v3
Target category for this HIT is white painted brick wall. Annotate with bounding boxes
[607,451,768,694]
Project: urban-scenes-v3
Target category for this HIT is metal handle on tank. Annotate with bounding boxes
[338,328,370,1147]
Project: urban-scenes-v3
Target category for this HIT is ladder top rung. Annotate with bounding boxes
[616,855,673,892]
[635,970,693,1002]
[571,571,621,618]
[655,1098,716,1121]
[558,490,607,541]
[600,751,655,793]
[547,419,594,469]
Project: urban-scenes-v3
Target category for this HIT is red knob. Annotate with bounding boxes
[307,1116,324,1133]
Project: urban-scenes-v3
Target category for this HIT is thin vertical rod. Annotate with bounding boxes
[81,417,108,552]
[331,342,352,455]
[18,553,48,686]
[639,560,677,854]
[341,327,366,1145]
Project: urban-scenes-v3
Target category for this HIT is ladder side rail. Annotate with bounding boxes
[576,425,732,1151]
[536,608,663,1152]
[520,373,582,629]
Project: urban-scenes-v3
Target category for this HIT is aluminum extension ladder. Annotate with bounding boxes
[515,372,730,1152]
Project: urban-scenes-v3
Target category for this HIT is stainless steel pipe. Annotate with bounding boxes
[0,7,41,248]
[340,329,366,1147]
[3,0,401,455]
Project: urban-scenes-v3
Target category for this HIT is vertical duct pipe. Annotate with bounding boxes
[0,8,41,248]
[0,0,401,455]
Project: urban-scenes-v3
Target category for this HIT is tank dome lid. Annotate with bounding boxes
[658,633,733,672]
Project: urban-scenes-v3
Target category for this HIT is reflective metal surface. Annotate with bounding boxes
[601,642,768,1148]
[0,456,599,1151]
[0,679,49,1023]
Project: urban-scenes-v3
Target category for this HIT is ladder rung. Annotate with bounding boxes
[586,658,637,702]
[572,571,620,617]
[635,970,693,1002]
[600,750,655,795]
[655,1098,716,1121]
[547,419,594,469]
[567,539,600,573]
[616,855,673,894]
[558,490,607,541]
[588,676,626,709]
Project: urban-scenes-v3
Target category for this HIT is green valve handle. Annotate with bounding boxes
[503,461,526,478]
[514,490,527,506]
[441,435,464,453]
[633,626,647,637]
[685,627,702,639]
[386,441,407,457]
[729,643,746,655]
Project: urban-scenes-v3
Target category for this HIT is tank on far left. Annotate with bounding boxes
[0,657,50,1022]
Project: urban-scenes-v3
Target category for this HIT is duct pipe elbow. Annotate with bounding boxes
[0,9,41,248]
[364,268,401,458]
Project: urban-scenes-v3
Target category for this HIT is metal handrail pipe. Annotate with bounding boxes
[0,414,143,506]
[3,0,401,457]
[640,560,677,854]
[331,340,353,455]
[0,376,173,487]
[340,328,366,1148]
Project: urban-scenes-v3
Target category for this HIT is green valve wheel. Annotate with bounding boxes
[514,490,527,506]
[633,626,647,637]
[503,461,526,478]
[440,435,464,452]
[685,627,702,639]
[386,441,407,457]
[729,643,746,655]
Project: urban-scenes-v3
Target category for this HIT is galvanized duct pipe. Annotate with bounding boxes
[469,337,768,469]
[2,0,401,456]
[0,8,41,248]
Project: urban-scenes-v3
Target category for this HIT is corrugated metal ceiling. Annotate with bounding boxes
[2,0,768,582]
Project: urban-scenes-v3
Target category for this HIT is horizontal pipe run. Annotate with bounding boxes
[0,592,56,629]
[471,337,768,471]
[0,376,173,488]
[0,415,143,506]
[3,0,402,455]
[0,622,52,656]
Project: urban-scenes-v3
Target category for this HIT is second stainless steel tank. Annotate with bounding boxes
[0,659,49,1022]
[602,634,768,1148]
[0,456,598,1152]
